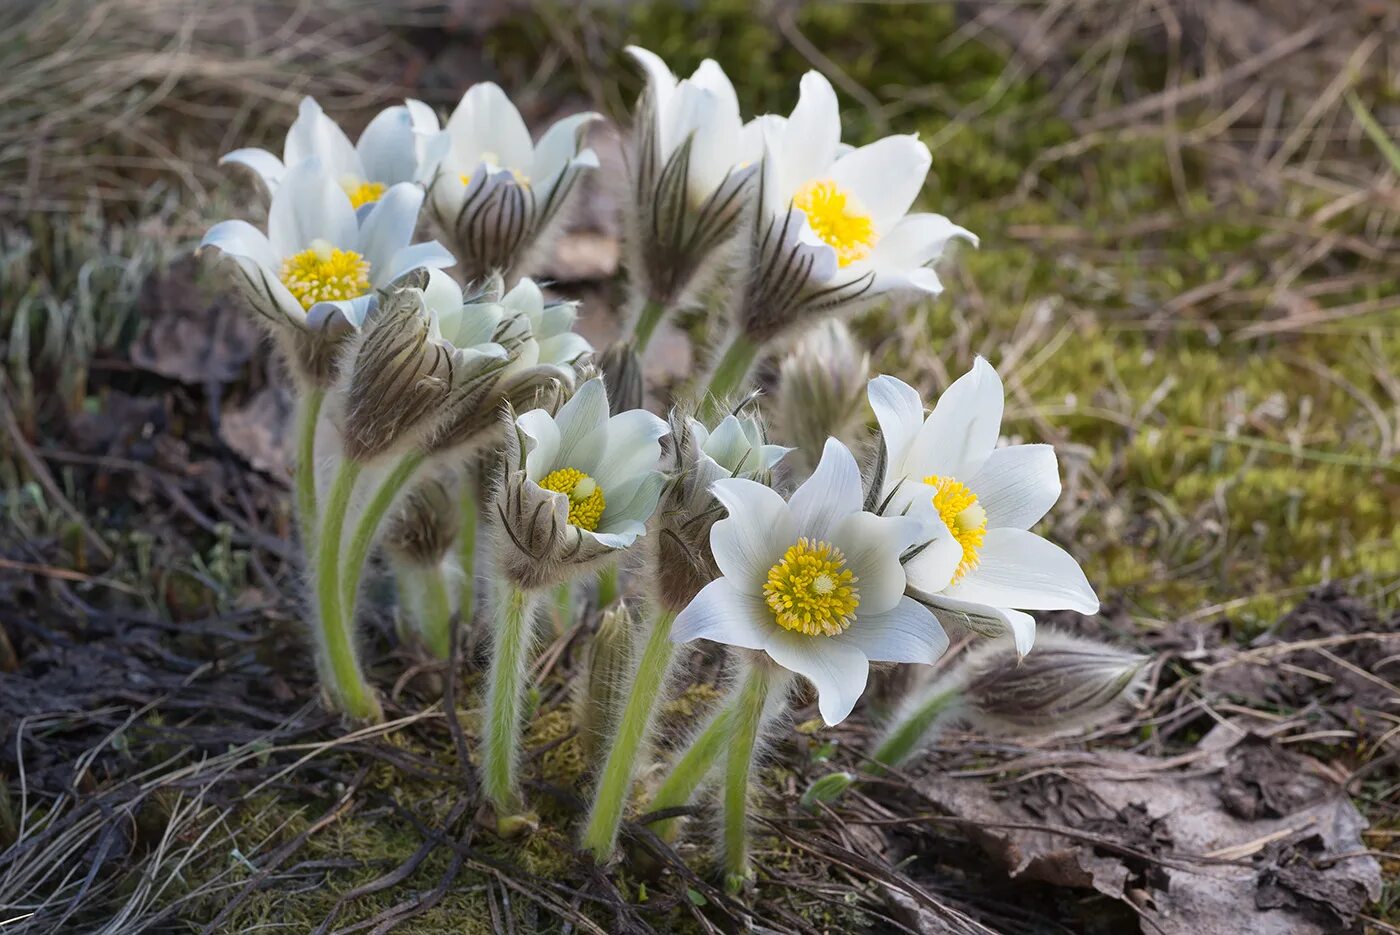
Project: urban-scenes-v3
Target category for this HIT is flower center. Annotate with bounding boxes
[539,467,606,532]
[342,178,386,209]
[792,179,877,267]
[763,537,860,637]
[922,475,987,581]
[278,239,371,310]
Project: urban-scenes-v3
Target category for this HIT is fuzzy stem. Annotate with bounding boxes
[457,480,478,626]
[595,561,620,610]
[481,582,539,814]
[723,661,772,892]
[339,450,427,613]
[294,387,324,550]
[580,609,678,860]
[314,460,380,721]
[631,298,667,354]
[398,561,453,660]
[649,706,734,843]
[867,685,962,776]
[700,334,761,421]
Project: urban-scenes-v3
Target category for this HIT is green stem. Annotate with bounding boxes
[723,661,772,892]
[418,562,453,659]
[631,298,666,354]
[339,450,427,613]
[649,706,735,843]
[867,686,962,776]
[481,582,539,815]
[294,387,324,551]
[595,561,619,610]
[580,609,678,860]
[314,460,379,721]
[700,334,761,421]
[457,480,478,626]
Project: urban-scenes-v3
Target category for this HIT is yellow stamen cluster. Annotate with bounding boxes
[923,475,987,581]
[763,538,860,637]
[539,467,606,532]
[792,179,877,267]
[343,179,386,208]
[278,240,371,311]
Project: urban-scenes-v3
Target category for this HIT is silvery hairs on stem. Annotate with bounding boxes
[773,319,871,476]
[334,271,509,464]
[624,48,757,312]
[652,408,790,613]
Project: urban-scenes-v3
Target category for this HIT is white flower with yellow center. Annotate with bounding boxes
[420,84,600,281]
[870,359,1100,656]
[735,72,976,340]
[688,414,792,484]
[221,97,438,208]
[672,438,947,725]
[200,158,454,334]
[515,379,667,548]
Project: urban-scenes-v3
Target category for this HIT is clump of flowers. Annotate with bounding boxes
[198,52,1139,903]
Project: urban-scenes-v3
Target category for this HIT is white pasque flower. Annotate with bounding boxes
[200,158,454,333]
[515,379,668,550]
[496,278,592,378]
[869,358,1100,656]
[737,71,976,339]
[672,438,948,725]
[221,97,438,207]
[421,84,599,279]
[624,47,759,306]
[687,414,791,485]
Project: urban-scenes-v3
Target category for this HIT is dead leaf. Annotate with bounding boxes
[132,259,259,384]
[219,385,293,481]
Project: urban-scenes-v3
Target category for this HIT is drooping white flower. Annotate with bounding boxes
[869,359,1100,656]
[672,438,947,725]
[623,47,760,309]
[221,97,439,206]
[735,72,977,341]
[420,84,600,281]
[687,414,791,486]
[200,158,454,336]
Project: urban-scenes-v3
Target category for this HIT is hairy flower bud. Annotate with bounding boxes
[799,771,856,811]
[773,319,870,475]
[382,476,461,565]
[596,342,644,415]
[574,604,636,768]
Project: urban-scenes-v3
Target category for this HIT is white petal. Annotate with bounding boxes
[870,212,977,270]
[700,415,755,473]
[970,444,1060,530]
[267,159,358,256]
[787,438,863,541]
[551,378,610,473]
[599,470,665,532]
[924,595,1037,656]
[764,630,869,726]
[902,527,963,597]
[532,111,599,184]
[777,71,841,191]
[867,374,925,490]
[830,510,923,616]
[593,409,668,489]
[626,46,678,140]
[516,408,560,478]
[356,105,420,184]
[838,597,948,664]
[829,134,930,232]
[423,268,465,320]
[200,219,278,269]
[672,578,771,650]
[908,356,1003,483]
[536,332,591,368]
[445,83,533,172]
[381,242,456,286]
[357,182,424,274]
[284,97,362,182]
[219,148,285,190]
[710,478,795,591]
[946,528,1099,614]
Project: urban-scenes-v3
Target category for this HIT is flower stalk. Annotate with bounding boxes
[457,480,478,626]
[631,298,666,354]
[295,387,324,549]
[395,559,455,659]
[580,608,678,861]
[722,659,772,892]
[481,582,542,815]
[339,450,427,612]
[701,334,761,420]
[648,705,733,844]
[313,460,381,721]
[868,685,962,775]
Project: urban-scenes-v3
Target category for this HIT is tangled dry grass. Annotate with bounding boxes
[1,0,1397,932]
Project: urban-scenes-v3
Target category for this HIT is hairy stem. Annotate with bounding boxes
[457,480,478,627]
[339,449,427,613]
[294,387,324,552]
[595,561,619,610]
[580,609,678,860]
[648,706,734,843]
[631,297,667,354]
[868,685,963,775]
[314,460,380,721]
[397,560,454,660]
[723,660,772,892]
[481,582,539,814]
[700,334,761,421]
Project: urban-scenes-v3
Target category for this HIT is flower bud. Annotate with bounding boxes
[773,319,870,476]
[596,341,644,415]
[382,476,460,565]
[800,771,856,811]
[574,605,636,768]
[957,630,1148,734]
